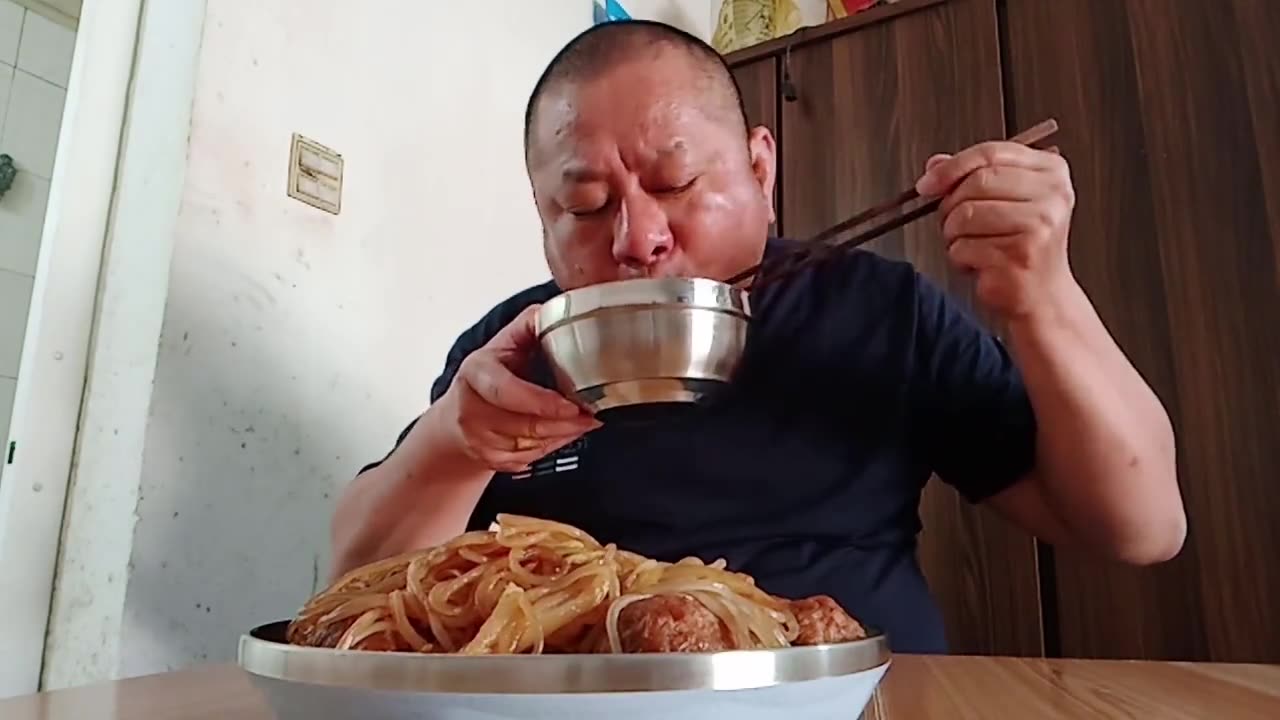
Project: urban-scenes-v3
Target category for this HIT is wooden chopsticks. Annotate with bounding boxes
[726,118,1061,289]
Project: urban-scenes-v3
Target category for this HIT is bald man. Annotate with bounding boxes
[332,21,1184,653]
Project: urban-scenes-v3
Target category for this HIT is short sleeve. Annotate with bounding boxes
[910,272,1038,503]
[356,281,559,476]
[355,326,478,476]
[429,323,480,404]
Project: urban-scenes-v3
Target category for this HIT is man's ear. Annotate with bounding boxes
[747,126,778,223]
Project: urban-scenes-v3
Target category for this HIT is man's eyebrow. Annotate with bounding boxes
[559,141,691,182]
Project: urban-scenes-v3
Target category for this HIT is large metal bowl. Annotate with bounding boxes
[535,277,750,415]
[238,621,890,720]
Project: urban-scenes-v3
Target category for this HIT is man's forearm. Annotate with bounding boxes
[330,405,491,580]
[1006,280,1184,563]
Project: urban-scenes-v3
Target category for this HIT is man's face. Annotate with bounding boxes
[526,50,777,290]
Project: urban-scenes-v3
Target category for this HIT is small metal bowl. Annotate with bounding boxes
[535,277,750,416]
[238,621,891,720]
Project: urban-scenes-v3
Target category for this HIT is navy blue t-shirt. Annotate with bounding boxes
[363,238,1038,654]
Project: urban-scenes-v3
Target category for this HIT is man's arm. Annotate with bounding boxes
[987,282,1182,564]
[915,141,1184,565]
[330,304,597,580]
[330,400,493,580]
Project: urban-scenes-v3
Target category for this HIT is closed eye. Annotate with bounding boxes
[569,203,609,218]
[657,177,698,195]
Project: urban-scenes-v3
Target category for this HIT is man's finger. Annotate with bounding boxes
[916,141,1059,197]
[925,153,952,172]
[947,236,1008,271]
[487,304,544,356]
[937,165,1052,219]
[941,199,1045,240]
[486,407,600,439]
[482,433,588,473]
[463,355,582,419]
[485,430,588,456]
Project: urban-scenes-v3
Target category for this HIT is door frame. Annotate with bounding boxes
[0,0,144,697]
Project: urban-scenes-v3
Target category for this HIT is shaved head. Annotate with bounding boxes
[521,20,777,291]
[523,20,749,164]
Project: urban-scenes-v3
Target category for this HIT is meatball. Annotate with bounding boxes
[790,595,867,645]
[616,594,732,652]
[286,616,402,651]
[286,617,348,647]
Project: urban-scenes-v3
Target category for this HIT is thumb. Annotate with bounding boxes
[925,153,952,171]
[916,153,954,196]
[487,304,543,357]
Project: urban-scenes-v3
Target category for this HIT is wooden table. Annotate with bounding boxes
[3,655,1277,719]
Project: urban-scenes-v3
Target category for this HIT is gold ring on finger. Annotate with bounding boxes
[513,436,540,452]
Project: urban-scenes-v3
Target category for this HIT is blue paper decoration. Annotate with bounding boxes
[593,0,632,25]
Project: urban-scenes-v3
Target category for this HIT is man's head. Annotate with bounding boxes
[524,21,777,290]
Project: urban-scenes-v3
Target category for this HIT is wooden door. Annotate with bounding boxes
[730,57,781,232]
[777,0,1044,657]
[1002,0,1280,662]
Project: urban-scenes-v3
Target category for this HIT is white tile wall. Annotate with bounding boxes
[0,60,12,135]
[0,170,48,274]
[16,11,72,88]
[0,1,73,462]
[2,69,65,178]
[0,375,14,480]
[0,0,23,488]
[0,1,21,66]
[0,269,34,377]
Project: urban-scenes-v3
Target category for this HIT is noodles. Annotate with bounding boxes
[286,514,835,654]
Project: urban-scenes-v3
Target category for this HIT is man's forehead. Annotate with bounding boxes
[540,131,698,181]
[552,139,691,179]
[529,83,709,170]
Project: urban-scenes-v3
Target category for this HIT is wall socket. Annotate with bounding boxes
[287,133,343,215]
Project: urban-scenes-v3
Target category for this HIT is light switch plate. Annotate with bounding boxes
[287,133,343,215]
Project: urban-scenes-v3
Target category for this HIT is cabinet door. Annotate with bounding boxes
[1003,0,1280,662]
[778,0,1044,656]
[731,58,780,232]
[731,58,777,139]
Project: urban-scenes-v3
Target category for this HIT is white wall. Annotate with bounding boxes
[42,0,589,688]
[624,0,718,40]
[0,0,135,696]
[0,0,74,482]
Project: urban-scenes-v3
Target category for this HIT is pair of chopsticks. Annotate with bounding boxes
[726,118,1061,289]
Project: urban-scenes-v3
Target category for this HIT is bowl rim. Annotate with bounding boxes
[536,277,750,337]
[237,620,890,695]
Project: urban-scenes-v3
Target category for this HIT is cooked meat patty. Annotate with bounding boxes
[616,594,733,652]
[286,616,401,651]
[285,617,346,647]
[790,595,867,645]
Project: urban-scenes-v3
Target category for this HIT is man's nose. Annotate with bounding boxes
[611,190,673,269]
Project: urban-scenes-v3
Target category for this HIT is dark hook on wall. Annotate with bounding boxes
[781,43,799,102]
[0,154,16,200]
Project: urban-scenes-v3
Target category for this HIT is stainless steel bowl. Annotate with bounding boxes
[535,277,750,414]
[238,621,891,720]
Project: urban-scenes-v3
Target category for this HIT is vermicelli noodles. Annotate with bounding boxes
[287,514,864,654]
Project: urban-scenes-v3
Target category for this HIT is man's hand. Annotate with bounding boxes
[916,142,1077,322]
[436,304,601,474]
[330,304,597,575]
[916,141,1185,565]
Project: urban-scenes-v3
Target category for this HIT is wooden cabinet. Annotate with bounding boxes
[728,0,1280,662]
[1001,0,1280,663]
[776,0,1043,659]
[731,57,780,233]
